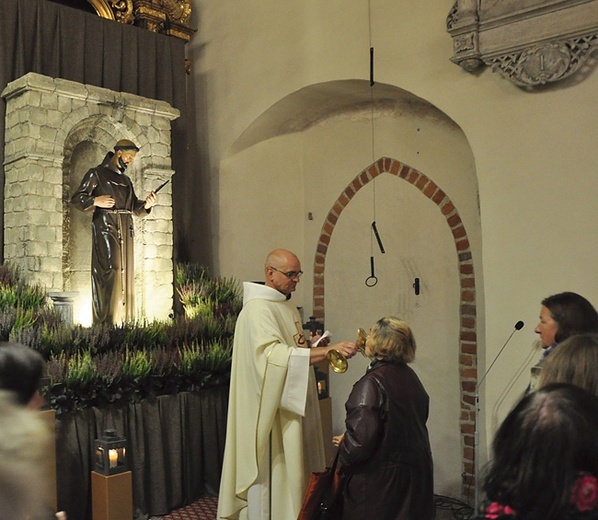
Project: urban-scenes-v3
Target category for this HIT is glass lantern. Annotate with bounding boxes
[94,429,128,475]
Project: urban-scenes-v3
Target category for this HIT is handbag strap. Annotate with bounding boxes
[329,448,341,472]
[319,449,344,513]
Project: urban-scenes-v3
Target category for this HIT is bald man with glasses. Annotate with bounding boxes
[218,249,357,520]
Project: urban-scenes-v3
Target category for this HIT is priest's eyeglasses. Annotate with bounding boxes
[269,266,303,279]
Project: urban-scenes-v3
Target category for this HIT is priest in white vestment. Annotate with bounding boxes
[217,249,357,520]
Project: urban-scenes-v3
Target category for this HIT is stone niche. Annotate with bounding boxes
[1,72,179,325]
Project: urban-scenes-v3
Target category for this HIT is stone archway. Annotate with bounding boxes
[313,156,477,497]
[2,72,179,324]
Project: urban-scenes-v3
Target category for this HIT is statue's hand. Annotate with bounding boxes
[145,192,157,209]
[94,195,115,208]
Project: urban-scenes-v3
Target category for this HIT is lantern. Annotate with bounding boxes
[94,429,127,476]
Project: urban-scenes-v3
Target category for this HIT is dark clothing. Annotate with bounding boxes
[338,360,434,520]
[71,153,149,325]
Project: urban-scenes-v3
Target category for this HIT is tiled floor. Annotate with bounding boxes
[150,496,218,520]
[151,494,474,519]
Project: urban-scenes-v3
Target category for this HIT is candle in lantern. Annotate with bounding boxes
[109,449,118,468]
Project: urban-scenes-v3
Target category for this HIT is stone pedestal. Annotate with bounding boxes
[48,292,78,326]
[91,471,133,520]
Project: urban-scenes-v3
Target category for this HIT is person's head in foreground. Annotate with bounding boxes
[0,342,46,408]
[538,333,598,398]
[480,383,598,520]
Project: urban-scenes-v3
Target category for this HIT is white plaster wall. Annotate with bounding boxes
[218,101,477,495]
[219,138,306,300]
[189,0,598,490]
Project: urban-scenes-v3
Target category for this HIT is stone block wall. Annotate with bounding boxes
[2,72,179,323]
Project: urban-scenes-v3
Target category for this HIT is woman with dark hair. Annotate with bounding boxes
[333,316,434,520]
[476,383,598,520]
[537,292,598,346]
[529,292,598,391]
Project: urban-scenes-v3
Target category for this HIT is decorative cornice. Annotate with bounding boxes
[447,0,598,87]
[88,0,196,41]
[486,35,598,87]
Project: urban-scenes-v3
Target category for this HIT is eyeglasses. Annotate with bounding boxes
[268,266,303,279]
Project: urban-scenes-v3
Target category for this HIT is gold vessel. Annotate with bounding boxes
[326,328,368,373]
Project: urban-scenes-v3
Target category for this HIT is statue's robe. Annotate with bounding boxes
[71,152,149,325]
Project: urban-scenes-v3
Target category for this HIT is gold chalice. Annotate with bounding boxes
[326,328,368,373]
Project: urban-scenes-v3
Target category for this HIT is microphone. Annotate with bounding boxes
[474,320,524,512]
[478,320,525,390]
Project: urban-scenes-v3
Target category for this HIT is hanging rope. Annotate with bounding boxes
[365,0,382,288]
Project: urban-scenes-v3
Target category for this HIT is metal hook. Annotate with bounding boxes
[365,256,378,287]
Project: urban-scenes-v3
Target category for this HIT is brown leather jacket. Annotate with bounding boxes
[338,360,434,520]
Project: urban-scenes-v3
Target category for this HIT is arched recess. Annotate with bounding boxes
[62,115,143,324]
[313,156,478,496]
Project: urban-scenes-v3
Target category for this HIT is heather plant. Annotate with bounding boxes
[121,348,153,380]
[11,306,38,333]
[0,307,16,340]
[0,264,49,313]
[45,350,97,412]
[11,319,80,357]
[176,263,210,287]
[0,262,241,414]
[0,263,55,340]
[65,350,96,389]
[95,350,123,385]
[202,339,233,373]
[122,319,169,349]
[176,262,241,320]
[0,285,20,310]
[0,263,20,287]
[121,349,154,402]
[180,339,232,388]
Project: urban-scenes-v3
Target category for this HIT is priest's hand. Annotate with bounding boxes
[144,191,157,209]
[309,340,356,365]
[93,195,115,208]
[311,330,330,347]
[327,341,358,359]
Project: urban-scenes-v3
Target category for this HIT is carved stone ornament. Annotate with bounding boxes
[87,0,196,41]
[446,0,598,87]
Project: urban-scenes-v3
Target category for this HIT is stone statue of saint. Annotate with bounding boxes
[71,140,157,325]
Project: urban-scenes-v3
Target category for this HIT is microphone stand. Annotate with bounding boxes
[474,321,524,513]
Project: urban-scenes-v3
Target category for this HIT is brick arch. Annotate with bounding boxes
[313,156,477,497]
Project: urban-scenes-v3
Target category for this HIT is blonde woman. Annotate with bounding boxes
[538,333,598,397]
[334,316,434,520]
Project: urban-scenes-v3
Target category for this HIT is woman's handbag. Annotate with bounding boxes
[297,450,345,520]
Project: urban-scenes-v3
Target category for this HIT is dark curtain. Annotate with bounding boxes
[56,387,229,519]
[0,0,188,261]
